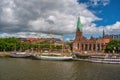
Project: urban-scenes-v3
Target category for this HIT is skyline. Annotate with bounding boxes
[0,0,120,40]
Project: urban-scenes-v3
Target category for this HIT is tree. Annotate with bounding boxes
[66,42,73,51]
[105,40,120,53]
[0,37,20,51]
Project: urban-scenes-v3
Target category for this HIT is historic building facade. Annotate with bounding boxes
[73,17,110,53]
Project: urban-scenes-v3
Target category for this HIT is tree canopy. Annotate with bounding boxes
[105,40,120,53]
[0,37,62,52]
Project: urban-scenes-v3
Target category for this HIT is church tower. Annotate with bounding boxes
[73,16,83,52]
[75,16,83,40]
[73,16,104,53]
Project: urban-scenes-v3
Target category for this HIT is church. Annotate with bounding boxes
[73,17,110,53]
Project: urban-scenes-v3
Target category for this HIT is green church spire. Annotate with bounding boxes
[77,16,82,32]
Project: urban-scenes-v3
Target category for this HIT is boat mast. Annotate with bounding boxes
[37,32,41,54]
[49,29,54,53]
[61,33,64,55]
[14,42,16,52]
[50,32,52,53]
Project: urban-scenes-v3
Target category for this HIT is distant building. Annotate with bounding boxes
[73,17,110,53]
[19,38,62,44]
[20,38,37,44]
[104,34,120,40]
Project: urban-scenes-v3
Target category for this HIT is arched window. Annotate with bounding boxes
[93,44,96,50]
[85,44,87,51]
[89,44,91,50]
[77,43,79,50]
[81,44,84,50]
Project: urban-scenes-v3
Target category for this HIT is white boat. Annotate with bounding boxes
[10,52,32,58]
[32,33,73,61]
[34,55,73,61]
[89,58,120,64]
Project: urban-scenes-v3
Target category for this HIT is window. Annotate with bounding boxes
[93,44,96,50]
[85,44,87,51]
[89,44,91,50]
[77,43,79,50]
[82,44,84,50]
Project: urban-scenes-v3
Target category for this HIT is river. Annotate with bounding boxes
[0,58,120,80]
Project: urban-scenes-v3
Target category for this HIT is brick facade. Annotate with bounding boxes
[73,17,110,53]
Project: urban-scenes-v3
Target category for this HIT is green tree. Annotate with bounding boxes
[105,40,120,53]
[0,37,20,51]
[66,42,73,51]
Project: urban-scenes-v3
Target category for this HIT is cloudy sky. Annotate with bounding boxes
[0,0,120,40]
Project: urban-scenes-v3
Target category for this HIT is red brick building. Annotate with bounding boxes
[73,17,110,53]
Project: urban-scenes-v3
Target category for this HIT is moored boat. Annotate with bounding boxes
[32,53,73,61]
[34,55,73,61]
[90,58,120,64]
[10,52,32,58]
[74,53,120,64]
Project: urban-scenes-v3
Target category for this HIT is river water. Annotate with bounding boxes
[0,58,120,80]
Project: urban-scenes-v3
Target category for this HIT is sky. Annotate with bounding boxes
[0,0,120,40]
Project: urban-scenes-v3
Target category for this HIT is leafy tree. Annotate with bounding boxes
[66,42,73,51]
[0,37,63,52]
[0,37,20,51]
[105,40,120,53]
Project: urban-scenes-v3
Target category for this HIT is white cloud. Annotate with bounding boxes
[83,21,120,35]
[0,0,119,39]
[0,32,62,39]
[88,0,110,7]
[104,22,120,34]
[0,0,101,34]
[1,7,18,23]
